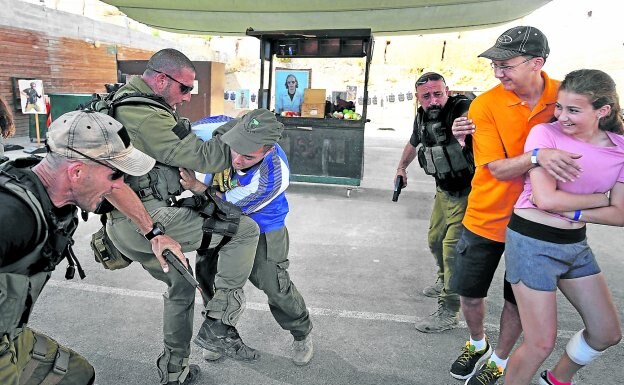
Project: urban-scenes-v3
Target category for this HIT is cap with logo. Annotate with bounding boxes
[220,109,284,155]
[479,26,550,61]
[46,110,155,176]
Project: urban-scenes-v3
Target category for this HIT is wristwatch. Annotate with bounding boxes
[531,148,540,166]
[144,222,165,240]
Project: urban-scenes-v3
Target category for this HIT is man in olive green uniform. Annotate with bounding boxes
[105,49,260,385]
[1,110,157,385]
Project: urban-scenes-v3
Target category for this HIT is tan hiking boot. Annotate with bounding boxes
[422,278,443,298]
[414,305,458,333]
[292,335,313,366]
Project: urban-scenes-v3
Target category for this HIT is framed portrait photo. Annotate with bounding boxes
[16,79,46,115]
[274,68,311,114]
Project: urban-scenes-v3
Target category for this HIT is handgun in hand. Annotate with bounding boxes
[163,249,201,289]
[392,175,404,202]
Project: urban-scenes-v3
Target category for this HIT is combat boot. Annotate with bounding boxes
[194,317,260,361]
[414,304,459,333]
[167,364,200,385]
[157,349,200,385]
[422,277,443,297]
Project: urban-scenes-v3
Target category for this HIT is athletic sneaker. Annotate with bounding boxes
[464,360,503,385]
[539,370,575,385]
[422,277,443,297]
[450,338,492,380]
[292,335,314,366]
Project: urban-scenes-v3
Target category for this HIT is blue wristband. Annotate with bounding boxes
[531,148,540,166]
[573,210,582,221]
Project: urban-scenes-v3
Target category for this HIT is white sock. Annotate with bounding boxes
[470,336,487,351]
[489,351,508,370]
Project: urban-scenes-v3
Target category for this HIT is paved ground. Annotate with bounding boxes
[5,121,623,385]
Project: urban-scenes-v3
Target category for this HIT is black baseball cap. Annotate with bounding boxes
[479,26,550,61]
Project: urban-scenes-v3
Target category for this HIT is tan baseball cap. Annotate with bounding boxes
[220,109,284,155]
[46,110,155,176]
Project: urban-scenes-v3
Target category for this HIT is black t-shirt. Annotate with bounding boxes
[0,191,39,267]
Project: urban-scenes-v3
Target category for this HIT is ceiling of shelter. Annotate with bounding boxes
[101,0,551,36]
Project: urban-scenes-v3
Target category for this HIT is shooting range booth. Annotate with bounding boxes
[246,29,373,194]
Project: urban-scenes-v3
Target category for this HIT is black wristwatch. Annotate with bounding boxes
[144,222,165,240]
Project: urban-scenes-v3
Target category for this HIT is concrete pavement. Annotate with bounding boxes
[5,122,623,385]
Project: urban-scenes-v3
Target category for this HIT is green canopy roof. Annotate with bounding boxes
[101,0,551,36]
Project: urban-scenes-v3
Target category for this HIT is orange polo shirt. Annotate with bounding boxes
[463,72,560,242]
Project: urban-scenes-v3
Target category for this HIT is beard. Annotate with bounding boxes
[425,105,443,120]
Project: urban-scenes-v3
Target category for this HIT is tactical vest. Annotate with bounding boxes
[415,96,474,180]
[88,91,188,213]
[0,160,79,338]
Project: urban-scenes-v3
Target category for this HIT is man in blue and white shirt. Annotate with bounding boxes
[180,109,314,366]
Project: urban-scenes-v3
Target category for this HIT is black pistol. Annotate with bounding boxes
[163,249,201,289]
[392,175,404,202]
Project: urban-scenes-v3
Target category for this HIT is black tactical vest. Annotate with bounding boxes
[415,95,474,181]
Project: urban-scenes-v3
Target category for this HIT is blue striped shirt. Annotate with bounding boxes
[223,144,290,233]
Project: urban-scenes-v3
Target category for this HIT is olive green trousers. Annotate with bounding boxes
[107,201,259,369]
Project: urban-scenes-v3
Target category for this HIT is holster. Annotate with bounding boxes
[195,249,218,305]
[91,220,132,270]
[177,188,242,238]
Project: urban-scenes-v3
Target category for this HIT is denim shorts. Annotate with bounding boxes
[450,226,515,301]
[505,214,600,292]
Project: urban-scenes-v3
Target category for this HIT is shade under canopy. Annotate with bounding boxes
[101,0,551,36]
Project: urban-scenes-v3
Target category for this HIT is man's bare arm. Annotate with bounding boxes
[487,148,582,182]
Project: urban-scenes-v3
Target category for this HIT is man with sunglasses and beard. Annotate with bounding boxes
[0,110,156,385]
[395,72,474,334]
[104,48,261,385]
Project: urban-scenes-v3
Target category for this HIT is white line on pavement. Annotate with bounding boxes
[47,279,583,339]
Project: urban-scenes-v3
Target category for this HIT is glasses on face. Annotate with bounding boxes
[490,57,533,73]
[416,73,445,86]
[287,80,296,84]
[150,68,194,94]
[66,146,125,180]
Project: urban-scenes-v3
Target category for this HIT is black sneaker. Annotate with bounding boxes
[464,360,503,385]
[168,364,200,385]
[450,338,492,380]
[194,318,260,361]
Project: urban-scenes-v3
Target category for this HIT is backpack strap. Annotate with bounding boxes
[112,92,177,120]
[0,171,48,274]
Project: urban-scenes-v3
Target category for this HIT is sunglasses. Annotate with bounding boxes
[66,146,125,180]
[416,73,445,86]
[150,68,194,94]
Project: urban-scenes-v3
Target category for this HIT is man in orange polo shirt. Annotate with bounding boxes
[447,26,584,385]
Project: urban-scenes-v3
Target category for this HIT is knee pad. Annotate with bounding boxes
[566,329,604,366]
[205,288,246,326]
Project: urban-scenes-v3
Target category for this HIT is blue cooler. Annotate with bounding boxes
[191,115,235,141]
